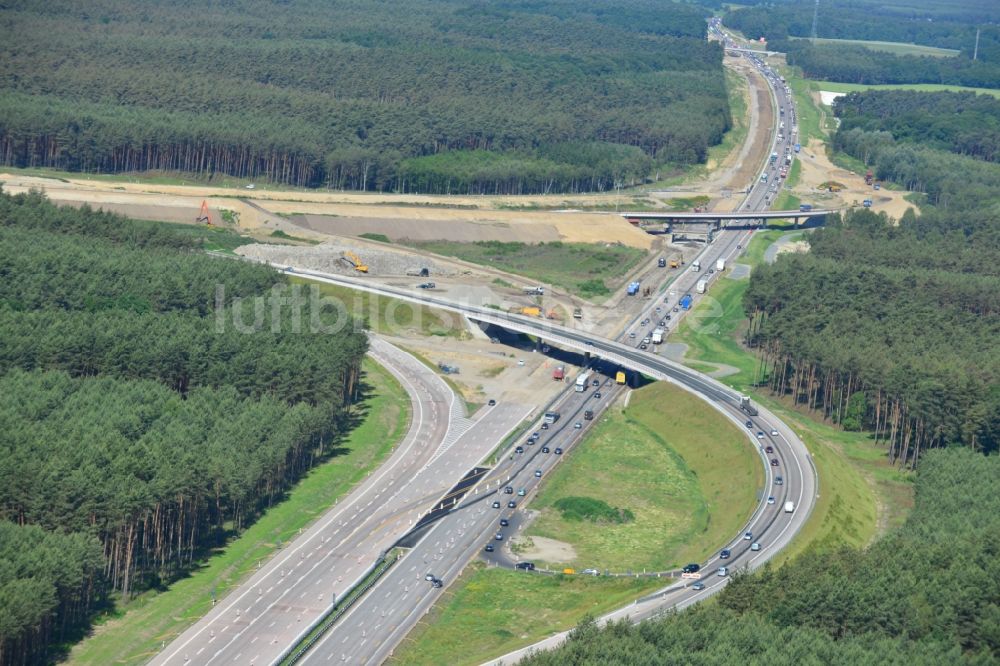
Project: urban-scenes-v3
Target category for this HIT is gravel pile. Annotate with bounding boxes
[235,241,455,277]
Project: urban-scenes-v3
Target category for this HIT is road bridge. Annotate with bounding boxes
[620,209,836,241]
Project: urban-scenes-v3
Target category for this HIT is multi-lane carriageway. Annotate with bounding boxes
[157,31,816,665]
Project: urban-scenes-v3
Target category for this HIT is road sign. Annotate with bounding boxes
[681,572,702,579]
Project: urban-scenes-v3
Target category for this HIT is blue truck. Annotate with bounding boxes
[680,294,693,310]
[794,143,801,153]
[627,281,641,296]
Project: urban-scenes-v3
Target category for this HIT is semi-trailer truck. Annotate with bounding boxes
[651,328,664,344]
[695,279,707,294]
[680,294,693,310]
[575,371,590,392]
[692,259,701,271]
[739,395,758,416]
[716,258,725,271]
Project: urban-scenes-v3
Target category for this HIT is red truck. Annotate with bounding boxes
[552,366,565,381]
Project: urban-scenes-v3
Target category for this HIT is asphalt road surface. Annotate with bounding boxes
[151,338,529,665]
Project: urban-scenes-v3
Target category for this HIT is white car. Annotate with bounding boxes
[751,542,761,552]
[770,429,779,436]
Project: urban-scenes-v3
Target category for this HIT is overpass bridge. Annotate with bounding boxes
[620,208,837,241]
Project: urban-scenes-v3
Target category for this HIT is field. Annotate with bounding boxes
[398,240,647,299]
[816,80,1000,98]
[389,563,663,666]
[68,358,410,665]
[527,382,759,572]
[790,36,960,57]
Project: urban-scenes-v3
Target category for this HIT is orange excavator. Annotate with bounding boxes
[196,200,212,225]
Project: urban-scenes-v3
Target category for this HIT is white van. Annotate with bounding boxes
[784,501,795,513]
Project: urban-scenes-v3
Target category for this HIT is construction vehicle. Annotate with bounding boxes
[573,307,583,319]
[552,366,565,381]
[341,251,369,273]
[518,306,541,317]
[615,370,626,385]
[523,286,544,295]
[828,183,843,192]
[669,259,679,269]
[864,169,874,185]
[417,282,435,289]
[196,200,212,225]
[405,267,430,277]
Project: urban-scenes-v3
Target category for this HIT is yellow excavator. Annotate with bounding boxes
[341,251,369,273]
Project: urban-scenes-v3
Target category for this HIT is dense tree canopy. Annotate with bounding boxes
[0,190,369,664]
[520,449,1000,664]
[743,90,1000,466]
[0,0,732,193]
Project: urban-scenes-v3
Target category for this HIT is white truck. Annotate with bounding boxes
[716,258,726,272]
[692,259,701,272]
[695,279,707,294]
[575,371,591,392]
[651,328,664,344]
[784,501,795,513]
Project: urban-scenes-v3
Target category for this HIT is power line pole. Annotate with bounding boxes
[973,27,980,61]
[810,0,820,41]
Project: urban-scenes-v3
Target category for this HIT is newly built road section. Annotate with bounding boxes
[152,339,530,665]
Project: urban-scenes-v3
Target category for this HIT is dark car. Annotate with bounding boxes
[507,500,517,508]
[682,563,701,574]
[492,501,501,508]
[431,578,443,588]
[593,392,601,399]
[640,344,648,350]
[541,422,549,430]
[765,446,774,454]
[484,544,494,552]
[745,420,753,429]
[554,448,563,455]
[488,399,496,406]
[505,486,514,494]
[775,475,783,485]
[592,379,601,387]
[515,446,524,454]
[515,562,536,571]
[500,519,509,528]
[535,469,543,477]
[542,446,550,453]
[719,549,731,559]
[770,458,779,466]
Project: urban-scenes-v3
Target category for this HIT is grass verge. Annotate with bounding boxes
[68,358,411,665]
[527,382,761,572]
[288,277,464,338]
[397,240,646,300]
[389,562,664,666]
[668,230,913,558]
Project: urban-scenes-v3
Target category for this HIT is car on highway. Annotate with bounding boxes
[737,244,742,249]
[592,379,601,387]
[682,563,701,573]
[488,399,496,406]
[672,307,679,313]
[660,320,667,326]
[629,332,636,338]
[775,475,783,485]
[495,532,504,540]
[518,488,526,496]
[581,568,600,576]
[765,446,774,454]
[756,431,765,439]
[642,337,651,345]
[507,500,517,508]
[484,544,494,552]
[594,392,601,399]
[751,542,761,552]
[517,359,525,366]
[770,458,780,466]
[640,344,648,350]
[505,486,514,494]
[767,496,775,505]
[542,446,550,453]
[719,549,731,559]
[717,567,728,577]
[492,501,501,508]
[431,578,443,588]
[541,422,549,430]
[574,422,582,429]
[554,448,563,455]
[425,573,436,581]
[771,428,779,436]
[530,432,540,440]
[744,531,753,540]
[500,518,509,527]
[515,446,524,454]
[745,420,753,428]
[515,562,536,571]
[535,470,542,477]
[691,581,706,591]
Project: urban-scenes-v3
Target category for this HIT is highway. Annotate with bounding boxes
[285,25,817,663]
[151,339,530,665]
